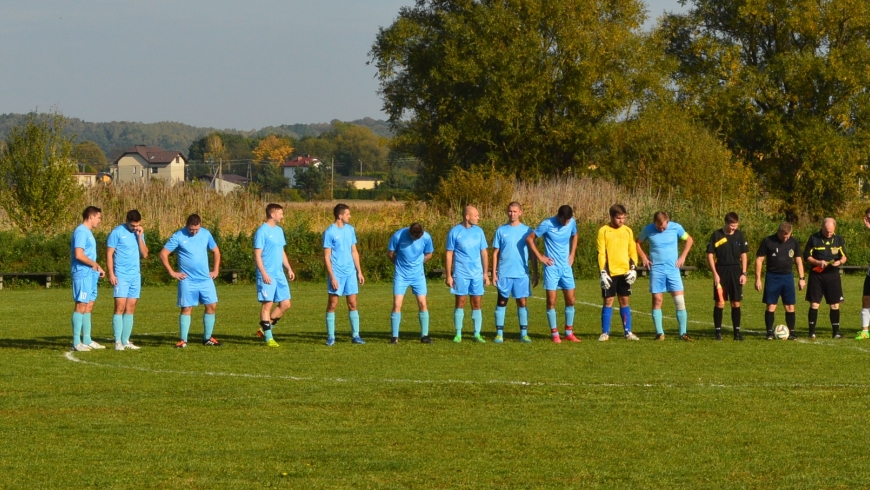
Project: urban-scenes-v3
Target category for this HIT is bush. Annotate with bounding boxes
[431,165,513,216]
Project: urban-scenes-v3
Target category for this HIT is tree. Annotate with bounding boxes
[253,135,295,164]
[662,0,870,219]
[0,111,82,234]
[370,0,655,192]
[254,163,289,194]
[294,165,327,201]
[71,140,107,171]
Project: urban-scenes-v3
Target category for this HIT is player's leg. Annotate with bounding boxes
[112,296,127,348]
[730,299,743,340]
[725,266,744,341]
[827,276,844,339]
[560,271,578,341]
[200,281,221,346]
[177,306,193,348]
[494,293,508,343]
[176,280,196,348]
[806,272,823,339]
[453,278,469,342]
[651,293,665,339]
[672,292,690,341]
[779,272,797,340]
[416,293,431,343]
[542,267,561,343]
[347,293,364,344]
[121,298,139,349]
[713,266,727,340]
[325,293,340,345]
[516,297,531,342]
[601,285,616,341]
[783,304,797,339]
[619,293,637,340]
[391,292,406,343]
[763,273,780,340]
[858,276,870,339]
[470,294,485,342]
[81,277,102,349]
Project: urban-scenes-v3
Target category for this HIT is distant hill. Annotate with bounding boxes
[0,114,393,160]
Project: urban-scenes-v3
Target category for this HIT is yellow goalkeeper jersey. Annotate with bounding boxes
[597,224,637,275]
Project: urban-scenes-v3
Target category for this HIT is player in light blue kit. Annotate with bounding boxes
[254,203,296,348]
[636,211,695,341]
[106,209,149,351]
[527,205,579,343]
[492,202,537,343]
[70,206,106,352]
[446,205,490,343]
[388,222,434,344]
[159,214,222,348]
[324,203,366,346]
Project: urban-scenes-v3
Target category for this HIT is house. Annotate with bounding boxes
[74,173,97,187]
[111,145,186,184]
[281,154,320,187]
[199,174,250,195]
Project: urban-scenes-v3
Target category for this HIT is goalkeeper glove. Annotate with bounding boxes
[600,270,612,290]
[625,264,637,285]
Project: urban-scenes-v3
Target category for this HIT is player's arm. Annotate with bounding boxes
[75,247,105,277]
[254,248,271,284]
[754,255,764,291]
[351,244,365,285]
[596,228,607,272]
[635,240,651,269]
[282,251,295,281]
[795,256,805,290]
[707,252,719,285]
[677,235,693,268]
[568,232,578,267]
[159,248,185,280]
[210,246,221,279]
[445,250,454,287]
[627,229,638,269]
[423,252,433,263]
[324,247,339,291]
[739,252,747,285]
[106,247,117,286]
[491,248,500,285]
[529,253,539,287]
[387,251,396,263]
[135,226,148,258]
[481,247,490,286]
[525,233,552,266]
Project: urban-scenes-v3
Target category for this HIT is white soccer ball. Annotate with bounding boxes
[774,324,790,340]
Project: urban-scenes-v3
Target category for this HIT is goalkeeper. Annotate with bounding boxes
[597,204,639,341]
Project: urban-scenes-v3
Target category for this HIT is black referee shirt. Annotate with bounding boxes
[706,229,749,266]
[756,234,800,274]
[803,231,845,264]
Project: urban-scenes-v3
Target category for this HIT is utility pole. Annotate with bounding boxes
[331,158,335,201]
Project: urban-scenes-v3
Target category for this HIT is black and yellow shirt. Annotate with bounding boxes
[803,231,845,266]
[706,229,748,266]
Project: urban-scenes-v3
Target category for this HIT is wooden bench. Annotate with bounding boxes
[839,265,866,275]
[636,266,697,277]
[220,269,245,284]
[0,272,58,290]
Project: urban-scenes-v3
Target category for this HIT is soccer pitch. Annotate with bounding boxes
[2,277,870,488]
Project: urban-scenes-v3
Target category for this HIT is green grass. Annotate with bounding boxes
[2,276,870,488]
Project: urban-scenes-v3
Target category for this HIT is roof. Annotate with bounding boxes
[282,154,320,168]
[112,145,187,166]
[201,174,250,185]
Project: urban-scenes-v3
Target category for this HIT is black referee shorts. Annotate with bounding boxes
[713,265,743,302]
[806,269,844,304]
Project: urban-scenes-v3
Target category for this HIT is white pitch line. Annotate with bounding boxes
[63,352,870,389]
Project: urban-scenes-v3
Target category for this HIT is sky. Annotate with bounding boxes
[0,0,686,130]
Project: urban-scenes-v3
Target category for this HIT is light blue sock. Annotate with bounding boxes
[652,309,664,335]
[264,324,274,342]
[546,309,557,330]
[326,312,336,338]
[349,310,360,337]
[203,313,216,340]
[72,311,84,346]
[565,306,575,328]
[419,311,430,337]
[179,314,191,342]
[82,313,93,344]
[391,312,401,337]
[454,308,465,334]
[494,306,506,329]
[122,314,134,344]
[112,314,123,343]
[601,306,613,335]
[676,309,688,336]
[472,309,482,335]
[518,307,528,330]
[620,306,632,334]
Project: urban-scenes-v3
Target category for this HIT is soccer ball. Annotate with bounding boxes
[774,325,790,340]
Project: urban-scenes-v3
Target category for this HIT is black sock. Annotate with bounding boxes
[808,308,818,336]
[765,310,775,333]
[786,311,796,331]
[259,320,271,331]
[714,307,724,333]
[270,316,281,326]
[731,307,741,334]
[830,309,841,334]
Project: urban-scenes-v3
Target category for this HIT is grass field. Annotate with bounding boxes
[3,276,870,488]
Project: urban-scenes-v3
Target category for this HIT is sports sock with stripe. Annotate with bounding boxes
[601,306,613,335]
[713,307,724,335]
[517,307,528,331]
[260,321,273,342]
[765,310,775,334]
[565,306,575,330]
[785,311,796,332]
[494,306,506,330]
[808,308,818,336]
[546,308,557,330]
[830,309,840,334]
[620,306,632,335]
[731,307,741,336]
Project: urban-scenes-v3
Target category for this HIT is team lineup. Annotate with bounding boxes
[68,202,870,351]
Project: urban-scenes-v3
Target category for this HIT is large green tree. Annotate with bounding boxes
[662,0,870,218]
[0,112,82,234]
[71,140,107,172]
[370,0,655,191]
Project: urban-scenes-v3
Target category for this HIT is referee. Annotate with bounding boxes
[754,222,805,340]
[803,218,846,339]
[706,212,749,341]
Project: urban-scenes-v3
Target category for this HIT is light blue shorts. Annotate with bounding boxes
[451,275,484,296]
[496,276,531,299]
[113,275,141,299]
[328,274,359,296]
[257,274,291,303]
[649,267,683,294]
[543,266,575,291]
[72,275,98,303]
[177,279,218,307]
[394,275,427,296]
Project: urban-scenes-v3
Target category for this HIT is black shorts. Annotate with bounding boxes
[863,273,870,297]
[713,265,743,302]
[806,270,844,304]
[602,274,632,299]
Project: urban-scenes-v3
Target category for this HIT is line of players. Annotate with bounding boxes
[67,203,870,351]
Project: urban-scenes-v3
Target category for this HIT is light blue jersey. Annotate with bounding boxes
[107,224,143,279]
[446,224,488,279]
[163,227,218,282]
[638,222,688,270]
[493,223,532,278]
[254,222,287,276]
[533,217,577,268]
[389,228,434,280]
[71,224,97,279]
[323,223,358,277]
